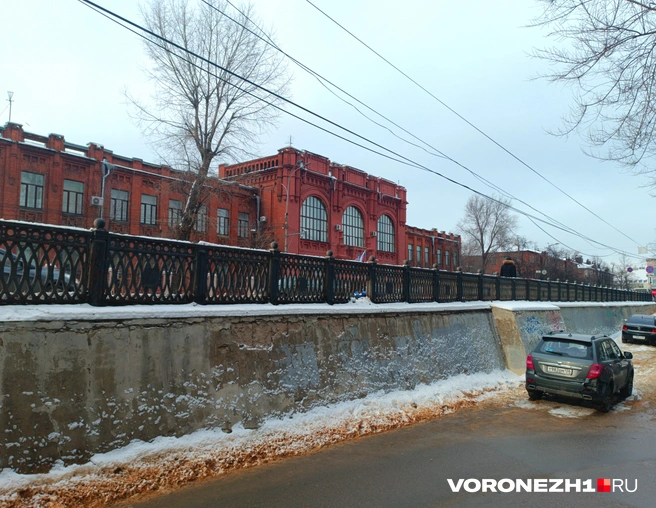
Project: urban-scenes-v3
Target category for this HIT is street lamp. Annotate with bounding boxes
[283,160,308,252]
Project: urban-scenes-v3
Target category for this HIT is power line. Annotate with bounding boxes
[204,0,638,260]
[303,0,643,248]
[77,0,645,261]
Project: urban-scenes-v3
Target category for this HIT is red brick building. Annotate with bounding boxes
[220,147,460,267]
[0,123,460,266]
[0,123,258,247]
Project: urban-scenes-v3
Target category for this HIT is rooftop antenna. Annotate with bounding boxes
[7,92,14,122]
[288,135,293,147]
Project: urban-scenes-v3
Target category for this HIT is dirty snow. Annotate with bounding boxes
[0,370,522,507]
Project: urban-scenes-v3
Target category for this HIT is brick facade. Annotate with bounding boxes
[0,123,258,248]
[0,124,461,265]
[220,147,460,266]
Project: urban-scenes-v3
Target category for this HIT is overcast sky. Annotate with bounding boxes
[1,0,653,268]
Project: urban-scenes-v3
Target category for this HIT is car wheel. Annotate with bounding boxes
[620,374,634,399]
[597,382,615,413]
[622,338,631,344]
[528,391,542,401]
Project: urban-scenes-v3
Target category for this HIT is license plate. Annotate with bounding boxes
[545,366,572,375]
[633,335,645,340]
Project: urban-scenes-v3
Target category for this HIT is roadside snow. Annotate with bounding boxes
[0,369,521,504]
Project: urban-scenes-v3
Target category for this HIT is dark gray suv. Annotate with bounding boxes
[526,332,634,412]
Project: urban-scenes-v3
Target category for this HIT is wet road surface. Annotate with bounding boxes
[123,341,656,508]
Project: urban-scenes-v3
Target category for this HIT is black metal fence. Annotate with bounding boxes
[0,218,650,306]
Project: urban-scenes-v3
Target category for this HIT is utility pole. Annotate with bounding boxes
[7,92,14,122]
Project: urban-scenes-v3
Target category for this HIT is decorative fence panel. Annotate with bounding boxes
[482,275,498,301]
[333,259,368,304]
[371,264,404,303]
[499,278,513,300]
[408,267,434,303]
[0,219,649,306]
[461,273,479,302]
[0,220,91,304]
[206,246,269,304]
[438,271,459,303]
[104,234,196,305]
[515,280,527,301]
[276,253,326,304]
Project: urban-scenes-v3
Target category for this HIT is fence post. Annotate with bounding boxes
[87,218,109,307]
[477,269,484,301]
[547,278,552,301]
[367,256,377,303]
[194,248,208,304]
[526,278,531,301]
[556,279,561,301]
[536,279,542,301]
[432,264,440,302]
[456,267,464,301]
[268,241,281,305]
[511,277,516,300]
[403,260,411,303]
[325,250,335,305]
[495,273,501,300]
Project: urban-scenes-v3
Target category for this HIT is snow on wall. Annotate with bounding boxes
[0,304,505,473]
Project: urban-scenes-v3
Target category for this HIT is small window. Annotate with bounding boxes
[416,245,421,266]
[408,244,413,262]
[377,215,395,252]
[217,208,229,236]
[425,247,429,266]
[238,212,249,238]
[140,194,157,225]
[445,251,450,267]
[194,205,207,233]
[110,189,129,222]
[169,199,183,227]
[62,179,84,215]
[20,171,44,209]
[452,252,457,269]
[437,249,442,266]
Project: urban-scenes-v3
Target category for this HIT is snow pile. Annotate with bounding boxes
[0,370,521,507]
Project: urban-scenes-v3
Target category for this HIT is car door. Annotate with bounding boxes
[602,339,625,389]
[609,340,629,388]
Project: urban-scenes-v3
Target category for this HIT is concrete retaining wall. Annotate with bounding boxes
[0,303,504,473]
[1,301,654,474]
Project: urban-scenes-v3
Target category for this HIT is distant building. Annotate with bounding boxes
[0,123,460,265]
[464,250,612,286]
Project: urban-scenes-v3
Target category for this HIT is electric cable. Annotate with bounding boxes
[304,0,643,248]
[77,0,646,261]
[209,0,623,259]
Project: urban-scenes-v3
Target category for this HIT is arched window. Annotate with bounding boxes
[377,215,395,252]
[342,206,364,247]
[301,196,328,242]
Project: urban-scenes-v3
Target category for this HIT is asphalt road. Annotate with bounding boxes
[123,341,656,508]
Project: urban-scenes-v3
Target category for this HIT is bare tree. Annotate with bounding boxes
[610,254,633,289]
[128,0,290,240]
[456,195,518,272]
[533,0,656,186]
[542,244,579,282]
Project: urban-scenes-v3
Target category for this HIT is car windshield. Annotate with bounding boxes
[537,339,592,360]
